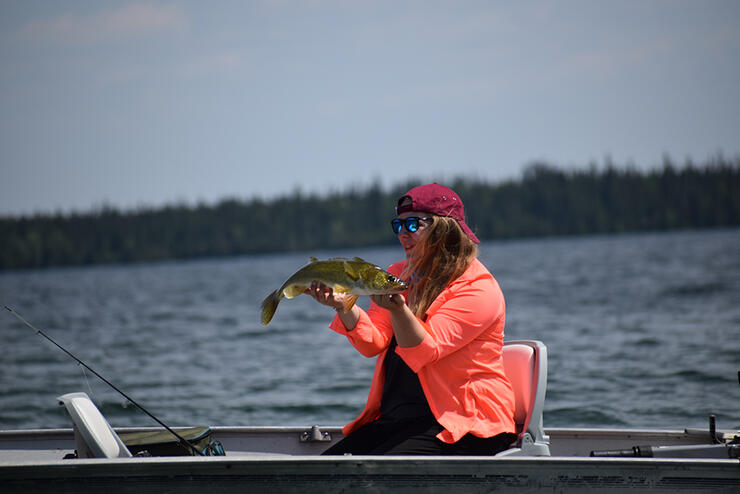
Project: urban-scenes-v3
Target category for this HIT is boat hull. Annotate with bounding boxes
[2,455,739,493]
[1,426,738,493]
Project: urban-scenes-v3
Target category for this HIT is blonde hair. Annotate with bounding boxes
[403,216,478,319]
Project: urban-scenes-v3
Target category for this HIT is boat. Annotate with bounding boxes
[1,340,738,493]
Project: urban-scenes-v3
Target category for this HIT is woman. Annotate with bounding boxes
[308,183,516,455]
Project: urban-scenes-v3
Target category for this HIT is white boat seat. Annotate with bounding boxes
[495,340,550,456]
[57,392,132,458]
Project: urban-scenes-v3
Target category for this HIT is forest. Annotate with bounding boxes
[1,156,739,271]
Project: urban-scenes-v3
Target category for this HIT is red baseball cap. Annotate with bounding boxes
[396,183,480,243]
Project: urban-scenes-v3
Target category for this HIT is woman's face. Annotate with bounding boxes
[396,211,431,259]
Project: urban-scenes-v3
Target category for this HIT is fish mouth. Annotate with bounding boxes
[384,275,408,292]
[395,278,409,291]
[387,282,407,293]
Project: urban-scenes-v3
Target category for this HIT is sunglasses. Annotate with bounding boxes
[390,216,432,234]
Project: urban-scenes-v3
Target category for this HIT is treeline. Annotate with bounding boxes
[1,156,739,270]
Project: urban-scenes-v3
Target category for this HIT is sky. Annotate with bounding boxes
[1,1,739,216]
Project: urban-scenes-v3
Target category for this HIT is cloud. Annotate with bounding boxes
[19,3,187,45]
[179,51,243,78]
[564,38,675,77]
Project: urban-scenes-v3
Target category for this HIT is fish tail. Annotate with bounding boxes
[260,290,282,325]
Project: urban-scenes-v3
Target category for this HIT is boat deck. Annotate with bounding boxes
[0,424,728,460]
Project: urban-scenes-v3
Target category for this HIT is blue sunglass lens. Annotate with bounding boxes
[391,217,422,234]
[405,218,420,232]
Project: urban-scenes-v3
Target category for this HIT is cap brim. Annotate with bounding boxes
[460,221,480,244]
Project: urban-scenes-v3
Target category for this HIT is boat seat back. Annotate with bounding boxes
[504,343,535,431]
[57,392,132,458]
[497,340,550,456]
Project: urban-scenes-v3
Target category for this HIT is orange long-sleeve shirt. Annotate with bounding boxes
[329,258,516,443]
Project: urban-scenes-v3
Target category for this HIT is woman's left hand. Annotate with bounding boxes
[370,293,407,312]
[371,293,426,347]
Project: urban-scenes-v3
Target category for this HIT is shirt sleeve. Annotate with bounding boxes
[395,273,504,373]
[329,300,395,358]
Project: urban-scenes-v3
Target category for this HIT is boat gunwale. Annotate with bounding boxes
[0,425,727,437]
[2,453,739,467]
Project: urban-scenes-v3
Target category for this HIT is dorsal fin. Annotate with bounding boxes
[309,256,319,262]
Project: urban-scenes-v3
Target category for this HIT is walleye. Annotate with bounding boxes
[260,257,407,325]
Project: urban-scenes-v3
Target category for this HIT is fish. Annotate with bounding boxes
[260,257,407,325]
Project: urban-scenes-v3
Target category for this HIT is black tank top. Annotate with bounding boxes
[380,337,433,419]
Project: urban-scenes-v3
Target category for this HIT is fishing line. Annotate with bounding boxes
[4,305,203,456]
[79,364,97,402]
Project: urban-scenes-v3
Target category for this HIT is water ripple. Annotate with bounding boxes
[2,229,739,431]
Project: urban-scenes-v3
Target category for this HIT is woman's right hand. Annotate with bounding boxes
[306,281,346,311]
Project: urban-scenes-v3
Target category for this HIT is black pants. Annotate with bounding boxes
[322,415,516,456]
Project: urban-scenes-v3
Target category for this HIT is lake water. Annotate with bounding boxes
[2,228,739,432]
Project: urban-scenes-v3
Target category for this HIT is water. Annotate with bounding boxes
[2,229,739,432]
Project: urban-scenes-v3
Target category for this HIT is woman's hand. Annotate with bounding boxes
[306,281,360,331]
[371,293,425,347]
[369,293,407,312]
[305,282,346,311]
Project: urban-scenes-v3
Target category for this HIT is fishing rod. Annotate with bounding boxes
[4,305,204,456]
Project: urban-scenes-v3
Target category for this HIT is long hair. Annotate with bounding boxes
[403,216,478,319]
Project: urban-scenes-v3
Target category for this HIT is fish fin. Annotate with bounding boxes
[343,294,359,312]
[309,256,319,262]
[353,257,365,262]
[260,290,282,326]
[283,284,306,299]
[343,260,359,281]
